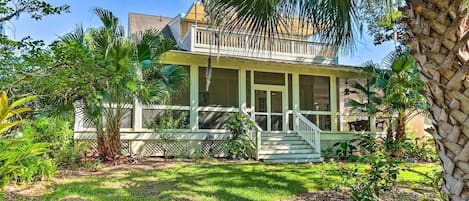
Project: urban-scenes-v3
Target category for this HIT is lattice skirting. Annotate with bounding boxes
[81,139,132,156]
[79,139,228,158]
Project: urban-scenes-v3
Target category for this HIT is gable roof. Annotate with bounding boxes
[128,13,173,35]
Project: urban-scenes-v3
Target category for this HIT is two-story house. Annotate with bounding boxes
[74,2,389,163]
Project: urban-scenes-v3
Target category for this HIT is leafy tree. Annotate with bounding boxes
[47,8,187,161]
[357,0,406,45]
[0,0,69,22]
[202,0,469,199]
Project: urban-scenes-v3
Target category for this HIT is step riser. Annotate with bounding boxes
[262,141,308,145]
[259,149,313,154]
[264,158,321,163]
[262,137,302,141]
[261,145,312,150]
[259,153,320,160]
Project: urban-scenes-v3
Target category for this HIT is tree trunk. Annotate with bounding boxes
[396,112,407,140]
[405,0,469,200]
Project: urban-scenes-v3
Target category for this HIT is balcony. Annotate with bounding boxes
[179,25,338,64]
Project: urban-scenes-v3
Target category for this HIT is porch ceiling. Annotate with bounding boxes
[161,50,367,78]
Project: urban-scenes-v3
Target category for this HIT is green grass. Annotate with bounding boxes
[21,162,440,201]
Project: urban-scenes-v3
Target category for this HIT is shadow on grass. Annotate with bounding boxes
[38,163,345,201]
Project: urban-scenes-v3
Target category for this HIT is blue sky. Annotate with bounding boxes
[9,0,393,66]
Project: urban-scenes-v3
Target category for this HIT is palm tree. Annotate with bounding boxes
[351,51,428,142]
[202,0,469,200]
[60,8,187,161]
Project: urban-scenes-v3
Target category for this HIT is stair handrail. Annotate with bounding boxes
[241,109,262,160]
[295,112,322,153]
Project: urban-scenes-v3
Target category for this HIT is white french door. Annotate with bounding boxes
[253,85,287,131]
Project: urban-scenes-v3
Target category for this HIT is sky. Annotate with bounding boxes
[8,0,394,66]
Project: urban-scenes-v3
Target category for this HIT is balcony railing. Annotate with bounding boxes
[180,25,338,64]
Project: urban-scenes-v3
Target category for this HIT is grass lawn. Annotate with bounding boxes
[4,161,440,201]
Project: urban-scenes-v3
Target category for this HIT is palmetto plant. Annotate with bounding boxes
[350,51,427,141]
[60,8,187,161]
[202,0,469,199]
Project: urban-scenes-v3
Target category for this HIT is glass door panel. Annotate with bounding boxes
[253,88,285,131]
[255,90,267,112]
[271,91,283,113]
[271,115,283,131]
[270,91,283,131]
[255,90,268,130]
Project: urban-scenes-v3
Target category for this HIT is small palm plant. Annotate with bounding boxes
[350,51,427,141]
[0,91,55,187]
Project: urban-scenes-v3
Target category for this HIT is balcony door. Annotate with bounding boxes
[253,85,286,132]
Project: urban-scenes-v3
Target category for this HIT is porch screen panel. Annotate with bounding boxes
[305,114,331,131]
[168,65,190,106]
[254,72,285,85]
[102,108,133,129]
[198,67,239,107]
[142,109,189,129]
[198,112,233,129]
[299,75,330,111]
[336,77,371,132]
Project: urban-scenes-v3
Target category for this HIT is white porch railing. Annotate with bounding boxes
[182,25,338,64]
[241,110,262,160]
[296,112,321,153]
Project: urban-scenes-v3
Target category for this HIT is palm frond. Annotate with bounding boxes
[203,0,360,48]
[93,8,119,31]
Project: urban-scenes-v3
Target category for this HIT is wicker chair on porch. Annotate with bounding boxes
[348,120,369,131]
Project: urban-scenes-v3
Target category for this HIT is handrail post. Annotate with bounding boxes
[256,129,261,160]
[315,130,321,154]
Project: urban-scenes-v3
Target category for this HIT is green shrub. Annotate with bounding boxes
[150,111,188,159]
[223,113,255,160]
[332,141,357,161]
[0,138,56,187]
[23,116,73,154]
[22,117,89,169]
[338,141,402,201]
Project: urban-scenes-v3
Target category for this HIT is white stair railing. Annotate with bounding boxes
[241,110,262,160]
[295,112,322,153]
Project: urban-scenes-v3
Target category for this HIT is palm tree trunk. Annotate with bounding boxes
[405,1,469,200]
[396,112,407,140]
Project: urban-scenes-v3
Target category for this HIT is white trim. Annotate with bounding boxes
[190,65,199,131]
[197,106,239,112]
[284,73,289,131]
[330,75,337,132]
[250,70,255,119]
[134,100,143,130]
[142,105,190,110]
[253,84,285,91]
[299,111,332,115]
[239,67,247,111]
[292,73,300,130]
[253,84,287,131]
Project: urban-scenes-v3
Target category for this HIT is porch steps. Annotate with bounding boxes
[259,132,320,164]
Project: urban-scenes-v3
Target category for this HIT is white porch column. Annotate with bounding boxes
[330,75,337,132]
[189,65,199,131]
[283,73,289,131]
[239,67,246,111]
[133,100,143,131]
[292,73,300,131]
